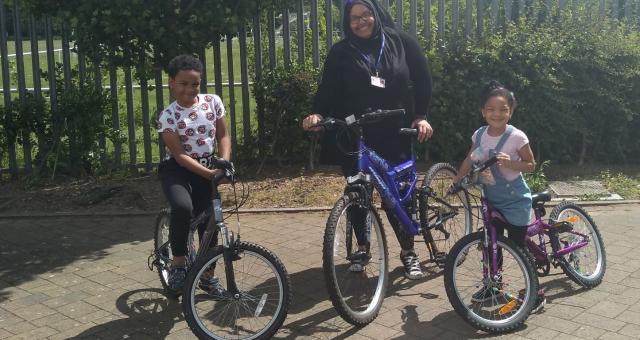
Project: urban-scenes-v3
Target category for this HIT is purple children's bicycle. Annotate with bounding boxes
[443,156,606,333]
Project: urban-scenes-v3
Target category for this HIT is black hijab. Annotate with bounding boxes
[342,0,393,51]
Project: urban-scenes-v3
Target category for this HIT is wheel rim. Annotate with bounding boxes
[451,238,533,326]
[555,208,604,281]
[188,249,285,340]
[426,168,472,255]
[330,203,386,318]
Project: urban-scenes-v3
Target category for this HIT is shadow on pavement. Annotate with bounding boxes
[0,215,152,303]
[69,288,182,339]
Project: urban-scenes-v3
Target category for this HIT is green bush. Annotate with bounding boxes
[428,17,640,165]
[252,63,320,169]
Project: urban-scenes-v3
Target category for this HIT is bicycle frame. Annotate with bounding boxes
[356,139,421,236]
[477,187,590,277]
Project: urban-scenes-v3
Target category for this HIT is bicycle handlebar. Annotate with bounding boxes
[211,158,236,184]
[448,156,498,195]
[310,109,406,130]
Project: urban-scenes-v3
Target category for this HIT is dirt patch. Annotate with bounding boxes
[0,165,347,213]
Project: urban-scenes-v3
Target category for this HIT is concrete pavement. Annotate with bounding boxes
[0,204,639,339]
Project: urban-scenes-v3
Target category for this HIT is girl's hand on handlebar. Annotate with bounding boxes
[302,113,324,132]
[496,152,512,169]
[411,118,433,143]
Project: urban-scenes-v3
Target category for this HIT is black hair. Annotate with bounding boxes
[166,54,203,78]
[480,80,517,111]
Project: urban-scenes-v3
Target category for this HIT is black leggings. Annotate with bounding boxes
[493,218,528,268]
[159,158,212,257]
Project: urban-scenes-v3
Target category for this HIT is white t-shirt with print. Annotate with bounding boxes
[471,126,530,181]
[157,94,225,160]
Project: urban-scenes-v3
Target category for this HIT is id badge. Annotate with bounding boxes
[371,75,385,88]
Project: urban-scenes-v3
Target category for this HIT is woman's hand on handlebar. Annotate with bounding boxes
[411,118,433,143]
[302,113,324,132]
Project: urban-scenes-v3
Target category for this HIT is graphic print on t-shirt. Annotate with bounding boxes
[157,94,226,159]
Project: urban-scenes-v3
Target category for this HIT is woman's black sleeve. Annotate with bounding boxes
[399,31,432,120]
[312,47,342,117]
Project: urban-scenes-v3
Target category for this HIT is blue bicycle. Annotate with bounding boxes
[313,109,472,325]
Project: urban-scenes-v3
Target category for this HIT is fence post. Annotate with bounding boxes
[253,13,265,143]
[268,10,277,68]
[283,8,291,68]
[239,25,251,145]
[311,0,320,67]
[325,0,333,50]
[124,65,136,172]
[465,0,473,39]
[424,0,432,47]
[477,0,484,38]
[452,0,459,40]
[437,0,444,46]
[109,62,121,168]
[410,0,418,38]
[226,35,237,156]
[491,0,498,32]
[296,0,305,65]
[0,1,13,175]
[13,0,31,173]
[140,61,152,172]
[396,0,404,30]
[155,65,165,162]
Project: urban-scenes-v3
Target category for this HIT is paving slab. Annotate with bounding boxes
[0,204,638,339]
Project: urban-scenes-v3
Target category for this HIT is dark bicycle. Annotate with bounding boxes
[312,109,472,326]
[149,159,292,339]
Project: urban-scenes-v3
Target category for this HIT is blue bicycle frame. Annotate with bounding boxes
[355,139,422,236]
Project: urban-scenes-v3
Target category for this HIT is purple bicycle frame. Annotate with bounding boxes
[479,194,590,277]
[356,140,421,236]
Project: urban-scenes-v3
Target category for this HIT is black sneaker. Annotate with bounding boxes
[400,252,424,280]
[471,286,503,303]
[348,250,371,272]
[199,276,227,300]
[168,266,187,292]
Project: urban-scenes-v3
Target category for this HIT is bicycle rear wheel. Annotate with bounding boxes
[421,163,473,256]
[183,242,291,340]
[323,192,389,326]
[153,208,175,296]
[549,202,606,288]
[444,232,538,333]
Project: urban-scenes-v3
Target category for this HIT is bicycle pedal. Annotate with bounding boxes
[434,252,447,268]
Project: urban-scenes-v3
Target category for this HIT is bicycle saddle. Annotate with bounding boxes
[531,191,552,204]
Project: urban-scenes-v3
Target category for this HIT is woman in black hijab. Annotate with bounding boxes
[302,0,433,280]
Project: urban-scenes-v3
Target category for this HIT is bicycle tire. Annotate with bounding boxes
[549,201,606,288]
[183,242,292,340]
[444,232,538,333]
[153,208,177,297]
[421,163,473,256]
[323,192,389,326]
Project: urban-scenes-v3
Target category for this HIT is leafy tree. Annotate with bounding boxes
[24,0,294,73]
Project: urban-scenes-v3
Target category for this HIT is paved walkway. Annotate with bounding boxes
[0,204,639,339]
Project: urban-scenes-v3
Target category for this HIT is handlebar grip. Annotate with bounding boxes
[361,109,406,122]
[399,128,418,136]
[472,156,498,174]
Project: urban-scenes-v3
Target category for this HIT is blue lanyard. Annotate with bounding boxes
[357,33,385,76]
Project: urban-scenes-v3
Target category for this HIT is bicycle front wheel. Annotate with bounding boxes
[444,232,538,333]
[421,163,473,256]
[549,202,606,288]
[183,242,291,340]
[323,192,389,326]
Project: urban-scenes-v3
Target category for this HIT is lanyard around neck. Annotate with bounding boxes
[356,32,385,76]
